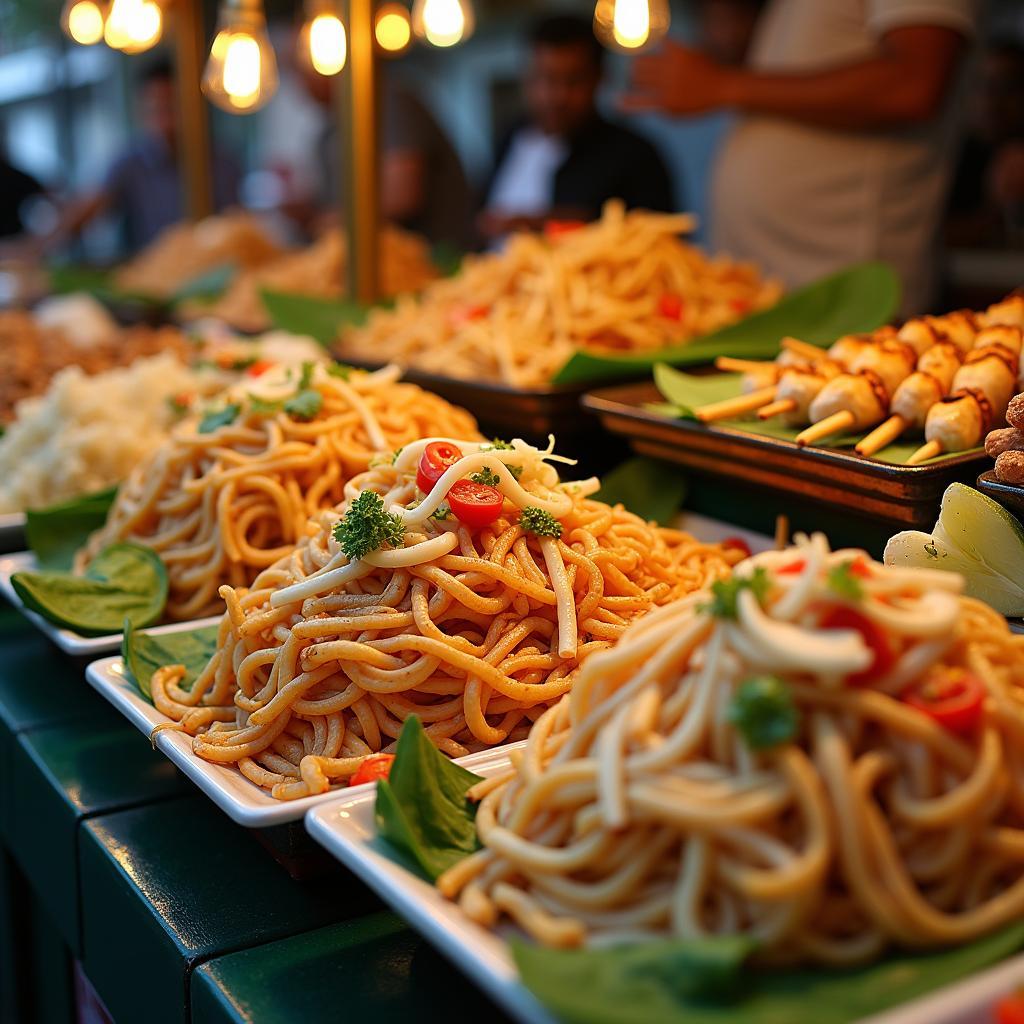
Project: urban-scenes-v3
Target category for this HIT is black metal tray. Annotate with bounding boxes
[975,470,1024,519]
[582,382,988,529]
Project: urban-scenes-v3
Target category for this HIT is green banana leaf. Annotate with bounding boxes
[261,290,379,346]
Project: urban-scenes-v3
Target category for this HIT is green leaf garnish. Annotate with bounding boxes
[298,360,316,390]
[333,491,406,561]
[11,543,168,636]
[198,404,241,434]
[727,676,800,751]
[283,389,323,422]
[249,394,284,415]
[700,568,769,619]
[827,561,864,601]
[519,506,562,539]
[122,621,220,701]
[327,363,354,379]
[432,503,453,521]
[470,467,501,488]
[481,439,523,478]
[25,485,118,571]
[375,716,482,880]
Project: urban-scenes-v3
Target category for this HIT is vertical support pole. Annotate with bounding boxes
[174,0,214,220]
[338,0,379,303]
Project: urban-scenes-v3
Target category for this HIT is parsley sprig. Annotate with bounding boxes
[727,676,800,750]
[700,568,770,619]
[520,506,562,538]
[333,491,406,561]
[481,439,523,479]
[470,467,501,488]
[827,561,864,601]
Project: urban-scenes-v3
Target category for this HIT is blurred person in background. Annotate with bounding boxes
[0,128,44,240]
[946,40,1024,247]
[625,0,978,315]
[699,0,766,65]
[293,59,472,250]
[43,58,240,256]
[477,14,673,244]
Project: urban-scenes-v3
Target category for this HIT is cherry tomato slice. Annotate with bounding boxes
[819,605,895,687]
[778,559,806,575]
[658,293,685,321]
[544,219,585,239]
[349,753,396,787]
[416,441,464,494]
[904,669,985,734]
[246,359,275,377]
[730,297,752,315]
[995,993,1024,1024]
[721,536,752,559]
[447,480,503,528]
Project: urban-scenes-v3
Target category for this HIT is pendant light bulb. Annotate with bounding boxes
[593,0,669,52]
[104,0,162,54]
[375,3,412,55]
[411,0,474,48]
[61,0,108,46]
[297,1,347,77]
[202,0,279,115]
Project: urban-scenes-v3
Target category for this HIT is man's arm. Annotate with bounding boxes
[623,26,966,132]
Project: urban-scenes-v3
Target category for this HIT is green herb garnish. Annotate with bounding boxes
[481,439,523,479]
[700,568,769,619]
[327,363,353,380]
[284,389,323,421]
[432,503,453,522]
[519,506,562,539]
[298,360,316,389]
[198,403,241,434]
[727,676,800,750]
[333,491,406,560]
[166,394,191,417]
[827,561,864,600]
[249,394,284,415]
[470,467,501,488]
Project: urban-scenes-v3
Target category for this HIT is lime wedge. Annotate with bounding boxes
[884,483,1024,615]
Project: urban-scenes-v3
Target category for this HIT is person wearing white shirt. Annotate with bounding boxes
[624,0,979,315]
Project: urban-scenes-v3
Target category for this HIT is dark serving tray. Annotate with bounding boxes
[975,470,1024,519]
[582,382,987,529]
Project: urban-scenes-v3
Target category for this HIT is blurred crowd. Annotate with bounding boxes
[1,0,1022,315]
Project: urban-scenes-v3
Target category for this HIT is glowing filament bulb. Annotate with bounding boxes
[375,4,412,54]
[63,1,105,45]
[412,0,474,48]
[308,13,347,75]
[613,0,649,48]
[223,34,261,106]
[104,0,162,53]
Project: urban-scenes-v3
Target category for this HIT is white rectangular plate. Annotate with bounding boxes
[305,761,1024,1024]
[86,649,523,829]
[0,513,25,554]
[0,551,219,655]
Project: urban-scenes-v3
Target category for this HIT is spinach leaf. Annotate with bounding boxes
[170,263,235,306]
[122,620,220,701]
[375,716,482,880]
[594,457,687,525]
[11,543,168,636]
[261,290,376,347]
[514,920,1024,1024]
[25,485,118,571]
[553,262,899,385]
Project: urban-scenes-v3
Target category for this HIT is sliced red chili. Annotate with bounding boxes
[777,559,806,575]
[658,293,685,321]
[416,441,464,494]
[349,753,396,787]
[447,479,503,528]
[246,359,275,377]
[904,669,985,734]
[819,605,894,687]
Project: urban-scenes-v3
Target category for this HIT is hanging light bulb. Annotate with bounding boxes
[411,0,474,48]
[593,0,669,52]
[202,0,279,114]
[375,3,412,55]
[297,0,347,76]
[61,0,108,46]
[104,0,162,54]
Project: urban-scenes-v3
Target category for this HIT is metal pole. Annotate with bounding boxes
[338,0,379,302]
[174,0,214,220]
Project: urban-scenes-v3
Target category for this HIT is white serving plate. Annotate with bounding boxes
[86,649,523,829]
[0,513,26,554]
[673,511,774,554]
[305,758,1024,1024]
[0,551,219,655]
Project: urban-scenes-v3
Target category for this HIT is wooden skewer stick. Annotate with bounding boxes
[694,385,777,423]
[715,356,775,374]
[781,337,829,362]
[855,415,907,457]
[795,410,856,446]
[908,440,943,465]
[757,398,797,420]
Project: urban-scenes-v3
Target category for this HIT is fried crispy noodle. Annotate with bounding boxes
[438,535,1024,965]
[192,226,438,333]
[339,200,782,387]
[77,365,478,620]
[147,438,740,801]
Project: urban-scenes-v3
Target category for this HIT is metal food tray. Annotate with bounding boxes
[975,470,1024,519]
[583,382,987,529]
